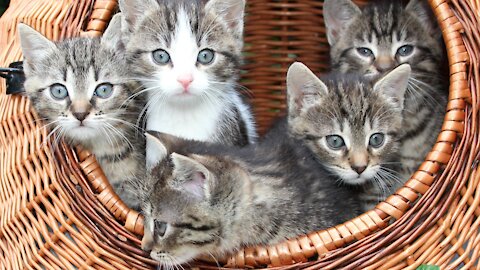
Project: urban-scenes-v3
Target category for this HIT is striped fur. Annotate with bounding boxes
[288,63,409,211]
[324,0,448,181]
[139,119,361,266]
[18,23,145,208]
[118,0,257,167]
[134,64,409,265]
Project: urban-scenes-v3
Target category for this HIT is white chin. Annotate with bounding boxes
[342,176,369,186]
[150,253,195,266]
[365,71,379,78]
[66,126,99,140]
[167,92,203,105]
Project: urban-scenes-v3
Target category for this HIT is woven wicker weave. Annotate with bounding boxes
[0,0,477,269]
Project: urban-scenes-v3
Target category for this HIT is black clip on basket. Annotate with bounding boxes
[0,61,25,95]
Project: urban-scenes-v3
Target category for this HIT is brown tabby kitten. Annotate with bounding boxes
[289,63,410,211]
[136,63,409,266]
[324,0,448,181]
[18,17,144,208]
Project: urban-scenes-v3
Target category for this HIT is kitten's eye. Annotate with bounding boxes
[94,83,114,99]
[154,221,168,237]
[50,84,69,100]
[197,49,215,65]
[369,133,385,148]
[326,135,346,150]
[396,45,414,57]
[356,47,374,57]
[152,49,171,65]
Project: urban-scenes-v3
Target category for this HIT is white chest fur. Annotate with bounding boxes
[146,98,226,141]
[145,96,228,170]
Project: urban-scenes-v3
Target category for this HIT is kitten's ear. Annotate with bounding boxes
[406,0,439,37]
[145,132,169,172]
[287,62,328,116]
[323,0,361,45]
[119,0,158,31]
[18,24,56,61]
[205,0,245,37]
[170,153,212,201]
[373,64,411,110]
[101,13,123,49]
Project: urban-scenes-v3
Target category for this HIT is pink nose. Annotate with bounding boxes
[177,74,193,90]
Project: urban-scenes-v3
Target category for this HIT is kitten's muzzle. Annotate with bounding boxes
[71,101,92,122]
[73,112,89,122]
[141,234,154,252]
[351,165,367,174]
[374,56,395,73]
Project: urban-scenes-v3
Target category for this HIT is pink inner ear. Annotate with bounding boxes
[183,171,206,199]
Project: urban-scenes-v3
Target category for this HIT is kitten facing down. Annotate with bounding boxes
[323,0,448,179]
[18,18,144,208]
[118,0,257,168]
[140,124,361,266]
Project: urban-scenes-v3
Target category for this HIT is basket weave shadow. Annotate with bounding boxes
[0,0,478,269]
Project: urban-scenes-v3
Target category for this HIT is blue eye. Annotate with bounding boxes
[154,221,168,237]
[369,133,385,148]
[94,83,114,99]
[197,49,215,65]
[152,49,171,65]
[50,84,68,100]
[356,47,374,57]
[396,45,414,57]
[326,135,346,150]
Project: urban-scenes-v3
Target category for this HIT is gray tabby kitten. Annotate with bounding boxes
[324,0,448,181]
[289,63,410,211]
[18,17,144,208]
[118,0,257,169]
[137,63,408,265]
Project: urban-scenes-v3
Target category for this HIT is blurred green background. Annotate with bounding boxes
[0,0,9,16]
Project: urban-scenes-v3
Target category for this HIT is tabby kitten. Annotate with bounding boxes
[18,17,144,208]
[137,63,408,265]
[324,0,448,180]
[118,0,257,168]
[141,127,360,266]
[289,63,410,211]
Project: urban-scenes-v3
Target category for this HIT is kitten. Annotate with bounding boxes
[289,64,410,211]
[118,0,257,168]
[18,17,144,208]
[323,0,448,180]
[137,62,408,265]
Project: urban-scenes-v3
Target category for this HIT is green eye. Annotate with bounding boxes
[94,83,114,99]
[356,47,374,57]
[369,133,385,148]
[50,84,68,100]
[152,49,171,65]
[396,45,414,57]
[197,49,215,65]
[326,135,346,150]
[154,221,168,237]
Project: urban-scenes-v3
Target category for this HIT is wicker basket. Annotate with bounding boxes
[0,0,477,269]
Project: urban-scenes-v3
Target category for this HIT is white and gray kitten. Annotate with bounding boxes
[118,0,257,169]
[18,18,144,208]
[324,0,448,181]
[136,63,410,266]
